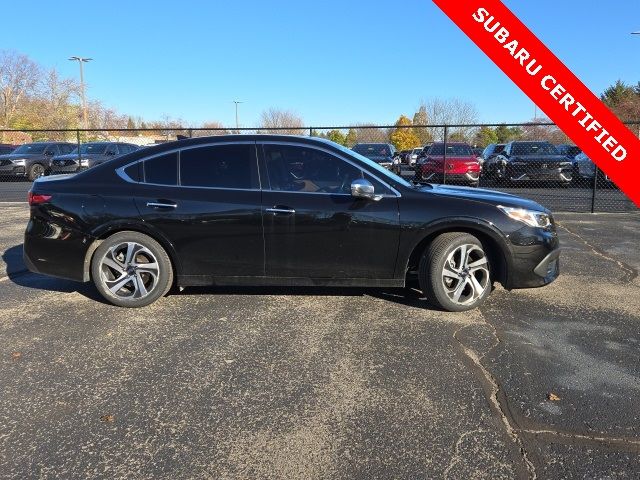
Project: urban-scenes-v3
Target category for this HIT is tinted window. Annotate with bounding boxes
[124,163,141,182]
[144,152,178,185]
[428,144,473,156]
[364,173,393,196]
[511,143,558,156]
[13,144,47,154]
[352,144,393,157]
[180,144,256,189]
[264,145,361,194]
[61,144,75,154]
[44,145,58,155]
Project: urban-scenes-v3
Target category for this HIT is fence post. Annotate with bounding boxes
[76,129,81,164]
[309,127,313,137]
[443,125,448,185]
[590,164,598,213]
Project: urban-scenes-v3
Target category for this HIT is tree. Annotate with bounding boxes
[412,103,432,145]
[352,123,388,143]
[494,124,522,143]
[326,129,346,145]
[345,128,358,147]
[127,116,136,129]
[192,121,228,136]
[422,97,479,141]
[474,126,498,147]
[601,80,640,123]
[259,108,305,134]
[0,50,41,127]
[389,115,421,151]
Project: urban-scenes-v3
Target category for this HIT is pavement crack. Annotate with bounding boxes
[518,429,640,452]
[453,317,537,480]
[443,428,487,479]
[556,222,637,282]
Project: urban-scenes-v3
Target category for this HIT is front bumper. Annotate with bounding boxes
[0,164,26,177]
[419,171,480,184]
[506,225,560,289]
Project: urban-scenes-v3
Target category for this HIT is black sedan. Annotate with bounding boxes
[484,141,573,185]
[24,135,560,311]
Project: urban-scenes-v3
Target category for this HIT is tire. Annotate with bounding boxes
[91,231,173,308]
[27,163,46,181]
[419,232,492,312]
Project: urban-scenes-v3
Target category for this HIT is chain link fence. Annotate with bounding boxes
[0,123,637,213]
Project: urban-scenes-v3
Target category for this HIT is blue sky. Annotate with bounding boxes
[3,0,639,127]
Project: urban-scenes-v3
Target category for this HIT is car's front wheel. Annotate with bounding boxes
[419,232,492,312]
[91,231,173,308]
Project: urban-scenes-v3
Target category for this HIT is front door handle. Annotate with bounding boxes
[147,201,177,209]
[265,207,296,215]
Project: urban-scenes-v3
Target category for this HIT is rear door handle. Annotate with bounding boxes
[265,207,296,215]
[146,201,177,209]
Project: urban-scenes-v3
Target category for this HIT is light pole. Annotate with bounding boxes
[233,100,243,132]
[69,56,92,130]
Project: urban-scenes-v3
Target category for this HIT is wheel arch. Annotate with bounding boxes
[82,221,181,282]
[403,218,512,287]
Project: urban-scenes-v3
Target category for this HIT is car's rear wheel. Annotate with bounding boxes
[91,231,173,308]
[419,232,492,312]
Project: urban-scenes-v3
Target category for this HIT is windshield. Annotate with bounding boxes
[333,143,413,188]
[352,144,393,157]
[511,143,559,156]
[71,143,109,155]
[13,144,47,155]
[428,144,472,156]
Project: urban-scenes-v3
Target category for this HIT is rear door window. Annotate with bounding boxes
[180,144,257,189]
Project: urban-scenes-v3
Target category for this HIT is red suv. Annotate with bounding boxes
[415,142,481,187]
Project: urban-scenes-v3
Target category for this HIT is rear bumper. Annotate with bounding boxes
[24,218,91,282]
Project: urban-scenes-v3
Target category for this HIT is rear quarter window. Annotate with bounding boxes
[144,152,178,185]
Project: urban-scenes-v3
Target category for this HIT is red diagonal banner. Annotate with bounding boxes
[433,0,640,208]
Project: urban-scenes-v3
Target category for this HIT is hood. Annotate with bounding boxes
[0,153,42,160]
[425,184,547,212]
[510,155,569,162]
[424,155,478,163]
[52,153,104,160]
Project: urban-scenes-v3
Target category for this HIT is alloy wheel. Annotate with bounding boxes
[441,244,490,306]
[99,242,159,299]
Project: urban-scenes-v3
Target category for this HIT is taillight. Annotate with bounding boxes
[28,192,52,205]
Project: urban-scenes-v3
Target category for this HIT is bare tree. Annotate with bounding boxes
[420,98,479,142]
[192,121,229,137]
[259,108,305,135]
[0,50,41,127]
[351,123,390,143]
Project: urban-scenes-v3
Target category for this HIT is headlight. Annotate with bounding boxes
[80,159,89,166]
[11,159,26,165]
[497,205,552,228]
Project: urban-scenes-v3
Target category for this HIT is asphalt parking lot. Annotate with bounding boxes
[1,204,639,479]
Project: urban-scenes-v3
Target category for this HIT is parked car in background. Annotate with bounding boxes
[0,144,17,155]
[0,142,75,181]
[408,147,423,165]
[415,142,481,187]
[484,141,573,186]
[572,152,615,187]
[481,143,506,168]
[557,144,582,159]
[49,142,139,174]
[352,143,396,169]
[25,135,560,312]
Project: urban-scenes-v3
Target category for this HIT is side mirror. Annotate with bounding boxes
[351,178,382,201]
[45,150,54,156]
